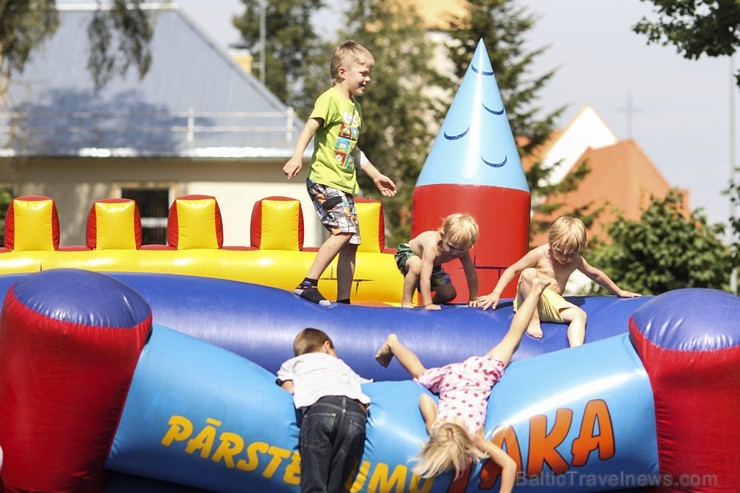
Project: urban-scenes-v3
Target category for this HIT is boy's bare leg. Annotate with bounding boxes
[305,233,353,280]
[489,278,551,366]
[432,284,456,305]
[401,271,419,308]
[517,268,544,339]
[559,306,587,347]
[297,233,353,304]
[336,242,358,301]
[401,257,422,308]
[375,334,427,379]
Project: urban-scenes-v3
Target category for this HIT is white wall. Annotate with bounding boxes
[10,156,325,247]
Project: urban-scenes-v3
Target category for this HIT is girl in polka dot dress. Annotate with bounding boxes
[375,278,551,493]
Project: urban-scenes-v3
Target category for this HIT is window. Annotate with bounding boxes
[121,188,169,245]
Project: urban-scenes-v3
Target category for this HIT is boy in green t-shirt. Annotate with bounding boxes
[283,40,396,305]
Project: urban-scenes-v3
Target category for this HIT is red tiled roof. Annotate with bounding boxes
[531,139,689,245]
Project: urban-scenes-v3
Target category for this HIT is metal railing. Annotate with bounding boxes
[0,107,297,148]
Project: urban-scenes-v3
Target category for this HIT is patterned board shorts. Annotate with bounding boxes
[394,243,451,288]
[306,179,360,245]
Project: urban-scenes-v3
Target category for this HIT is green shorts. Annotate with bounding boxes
[394,243,451,289]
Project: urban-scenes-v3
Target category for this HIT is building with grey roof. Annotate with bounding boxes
[0,4,319,246]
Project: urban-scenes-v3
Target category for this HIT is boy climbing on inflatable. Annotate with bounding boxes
[277,328,370,492]
[394,213,479,309]
[283,40,396,305]
[375,277,552,492]
[476,215,639,346]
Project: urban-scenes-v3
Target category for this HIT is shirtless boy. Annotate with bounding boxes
[395,213,479,309]
[476,216,639,346]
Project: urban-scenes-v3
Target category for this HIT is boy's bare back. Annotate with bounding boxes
[408,231,462,267]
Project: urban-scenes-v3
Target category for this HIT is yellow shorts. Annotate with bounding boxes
[513,286,574,323]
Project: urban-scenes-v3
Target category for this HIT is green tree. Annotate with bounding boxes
[633,0,740,85]
[336,0,447,244]
[446,0,595,244]
[0,0,59,79]
[725,171,739,292]
[86,0,156,90]
[0,0,157,87]
[587,190,732,295]
[1,0,158,218]
[0,187,11,245]
[232,0,329,117]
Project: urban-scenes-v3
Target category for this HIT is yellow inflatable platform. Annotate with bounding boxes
[0,195,404,304]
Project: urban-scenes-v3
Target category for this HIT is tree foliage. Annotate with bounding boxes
[0,0,59,79]
[0,0,157,87]
[633,0,740,85]
[336,0,447,244]
[234,0,590,246]
[0,187,11,245]
[587,190,732,295]
[232,0,329,117]
[725,170,740,274]
[1,1,159,210]
[446,0,594,243]
[86,0,155,90]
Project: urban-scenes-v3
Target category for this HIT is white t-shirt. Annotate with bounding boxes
[277,352,372,409]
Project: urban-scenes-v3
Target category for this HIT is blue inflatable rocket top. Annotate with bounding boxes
[416,39,528,192]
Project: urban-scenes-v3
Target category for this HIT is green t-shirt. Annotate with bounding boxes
[306,87,364,194]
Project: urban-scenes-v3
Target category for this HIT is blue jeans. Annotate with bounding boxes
[299,396,367,493]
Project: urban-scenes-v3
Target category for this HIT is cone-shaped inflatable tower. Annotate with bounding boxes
[412,39,530,301]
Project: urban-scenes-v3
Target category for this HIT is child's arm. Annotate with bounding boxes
[283,118,322,179]
[578,257,640,297]
[418,240,441,309]
[459,251,479,305]
[476,248,540,310]
[354,148,397,197]
[276,379,294,393]
[419,393,438,434]
[472,434,517,493]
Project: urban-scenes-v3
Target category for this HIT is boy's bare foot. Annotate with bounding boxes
[527,324,544,339]
[401,302,415,308]
[375,334,397,367]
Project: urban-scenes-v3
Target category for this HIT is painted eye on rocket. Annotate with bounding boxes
[481,155,507,168]
[482,102,504,116]
[443,127,470,140]
[471,64,494,76]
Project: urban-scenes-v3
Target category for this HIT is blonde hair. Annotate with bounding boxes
[548,216,587,254]
[330,40,375,83]
[293,328,334,356]
[412,422,487,479]
[441,214,479,249]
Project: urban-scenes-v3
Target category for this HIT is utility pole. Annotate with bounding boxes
[730,54,737,294]
[258,0,266,85]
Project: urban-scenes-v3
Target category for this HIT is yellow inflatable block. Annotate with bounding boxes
[12,198,57,251]
[95,201,138,250]
[356,200,383,253]
[173,197,221,250]
[261,199,301,251]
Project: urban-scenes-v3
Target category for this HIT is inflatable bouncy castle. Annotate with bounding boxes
[0,270,737,493]
[0,40,738,493]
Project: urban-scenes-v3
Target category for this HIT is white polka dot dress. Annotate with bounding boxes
[416,355,505,435]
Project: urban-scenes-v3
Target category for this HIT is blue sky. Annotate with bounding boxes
[62,0,739,230]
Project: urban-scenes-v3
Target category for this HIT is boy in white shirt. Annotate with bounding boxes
[277,328,371,493]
